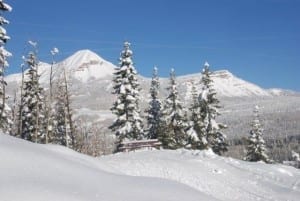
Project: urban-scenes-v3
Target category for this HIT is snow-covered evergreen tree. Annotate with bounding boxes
[109,41,144,149]
[52,69,75,148]
[245,105,269,163]
[145,66,162,139]
[52,87,65,145]
[20,50,47,143]
[199,62,228,155]
[0,0,12,133]
[160,68,188,149]
[186,81,208,150]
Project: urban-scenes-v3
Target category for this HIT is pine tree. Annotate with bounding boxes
[186,81,208,149]
[160,68,188,149]
[245,105,269,163]
[109,41,144,149]
[52,78,67,145]
[0,0,12,133]
[199,62,228,155]
[52,68,75,148]
[20,49,47,143]
[145,66,162,139]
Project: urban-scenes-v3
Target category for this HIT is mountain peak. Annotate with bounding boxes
[63,49,105,68]
[212,70,233,79]
[60,49,116,82]
[73,49,101,58]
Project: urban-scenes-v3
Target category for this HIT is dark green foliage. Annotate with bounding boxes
[198,62,228,155]
[160,69,188,149]
[187,82,208,150]
[145,67,162,139]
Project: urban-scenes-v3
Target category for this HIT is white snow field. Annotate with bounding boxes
[1,134,300,201]
[99,150,300,201]
[0,134,215,201]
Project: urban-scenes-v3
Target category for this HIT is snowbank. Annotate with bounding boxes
[1,134,299,201]
[99,149,300,201]
[0,134,214,201]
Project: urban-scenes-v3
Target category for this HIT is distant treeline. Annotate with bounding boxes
[227,134,300,163]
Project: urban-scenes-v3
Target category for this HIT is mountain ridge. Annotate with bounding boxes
[4,49,300,140]
[5,49,292,98]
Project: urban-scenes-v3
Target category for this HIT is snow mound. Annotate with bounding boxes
[1,133,300,201]
[0,134,214,201]
[99,149,300,201]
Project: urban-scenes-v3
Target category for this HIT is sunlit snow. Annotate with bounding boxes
[1,134,299,201]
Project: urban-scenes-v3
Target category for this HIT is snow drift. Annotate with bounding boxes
[1,134,299,201]
[99,149,300,201]
[0,134,214,201]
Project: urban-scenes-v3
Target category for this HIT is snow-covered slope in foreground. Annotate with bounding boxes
[0,134,213,201]
[100,149,300,201]
[1,135,300,201]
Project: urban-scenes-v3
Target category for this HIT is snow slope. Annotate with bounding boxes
[0,134,214,201]
[99,149,300,201]
[1,133,299,201]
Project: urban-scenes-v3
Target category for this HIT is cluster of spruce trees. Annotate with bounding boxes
[110,42,270,161]
[110,42,230,155]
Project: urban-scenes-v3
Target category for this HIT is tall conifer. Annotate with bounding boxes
[109,42,144,149]
[245,105,269,162]
[145,66,162,139]
[0,0,12,132]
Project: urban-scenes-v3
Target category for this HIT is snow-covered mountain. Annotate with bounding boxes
[61,49,115,82]
[7,49,115,84]
[6,49,273,98]
[5,50,300,139]
[1,134,299,201]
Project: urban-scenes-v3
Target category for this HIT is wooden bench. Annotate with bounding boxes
[119,139,162,152]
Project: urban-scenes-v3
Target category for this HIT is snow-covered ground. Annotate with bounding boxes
[0,134,214,201]
[99,149,300,201]
[1,134,299,201]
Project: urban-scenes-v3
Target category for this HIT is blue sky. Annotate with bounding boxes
[4,0,300,91]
